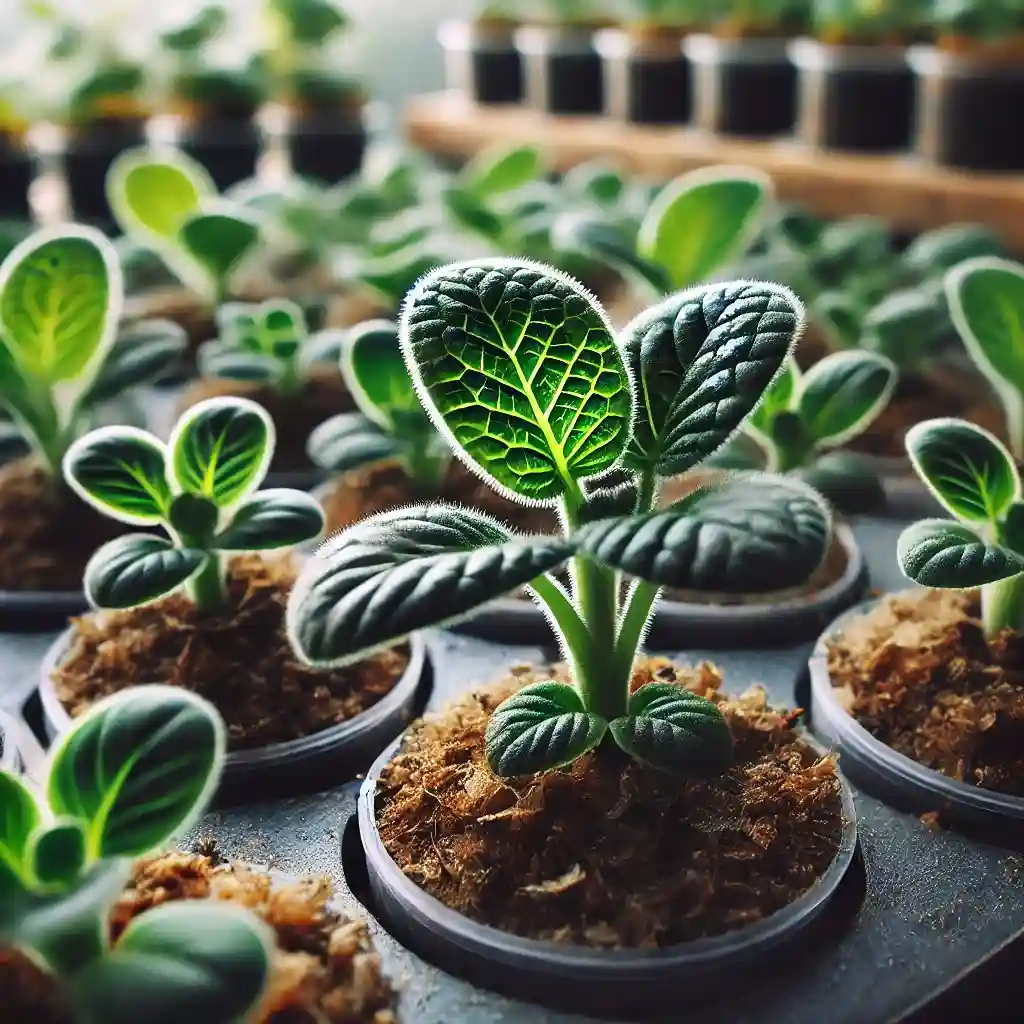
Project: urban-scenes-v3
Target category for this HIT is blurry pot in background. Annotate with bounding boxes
[515,24,607,115]
[438,19,524,105]
[0,125,34,221]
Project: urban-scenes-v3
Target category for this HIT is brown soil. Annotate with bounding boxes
[320,460,558,537]
[52,555,408,750]
[826,589,1024,796]
[0,458,131,592]
[1,850,396,1023]
[936,35,1024,64]
[376,658,846,948]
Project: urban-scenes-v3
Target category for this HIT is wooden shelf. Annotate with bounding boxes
[405,92,1024,249]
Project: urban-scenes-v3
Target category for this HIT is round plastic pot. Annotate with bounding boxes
[0,136,34,219]
[358,729,857,1017]
[790,39,914,152]
[515,25,605,115]
[438,20,523,105]
[38,625,429,804]
[909,45,1024,172]
[177,118,261,192]
[595,28,692,124]
[684,33,797,137]
[809,593,1024,827]
[64,120,148,230]
[451,522,867,648]
[285,111,366,184]
[0,589,88,633]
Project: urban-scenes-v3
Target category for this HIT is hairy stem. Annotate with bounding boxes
[529,573,595,679]
[613,580,662,681]
[982,573,1024,640]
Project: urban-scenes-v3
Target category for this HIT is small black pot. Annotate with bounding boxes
[595,28,692,124]
[64,119,148,231]
[438,20,524,105]
[909,45,1024,172]
[0,134,34,220]
[685,33,797,137]
[0,589,88,634]
[515,25,605,115]
[790,38,914,152]
[285,111,367,184]
[177,117,262,192]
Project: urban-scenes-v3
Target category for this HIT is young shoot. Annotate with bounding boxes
[0,225,186,478]
[307,320,450,491]
[811,0,928,41]
[898,418,1024,640]
[286,260,831,779]
[0,685,271,1024]
[63,396,325,615]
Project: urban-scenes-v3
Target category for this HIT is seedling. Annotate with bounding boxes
[0,226,186,478]
[811,0,927,41]
[715,0,811,32]
[933,0,1024,38]
[0,685,271,1024]
[898,418,1024,639]
[63,396,325,614]
[287,259,831,778]
[307,320,449,489]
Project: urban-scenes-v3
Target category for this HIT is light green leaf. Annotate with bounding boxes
[48,685,225,859]
[637,168,771,289]
[179,209,261,292]
[906,418,1020,524]
[28,819,87,889]
[748,358,800,439]
[215,489,324,550]
[609,684,733,774]
[62,427,171,524]
[401,260,632,505]
[0,772,39,898]
[342,319,422,430]
[484,682,607,778]
[306,412,401,474]
[170,397,274,508]
[286,504,575,666]
[82,319,187,407]
[458,144,543,199]
[898,519,1024,589]
[84,535,208,609]
[443,187,505,242]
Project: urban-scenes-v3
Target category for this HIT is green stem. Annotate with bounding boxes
[277,357,303,396]
[529,573,594,672]
[634,467,657,515]
[186,553,228,614]
[982,573,1024,640]
[613,580,662,682]
[405,449,450,494]
[31,903,107,979]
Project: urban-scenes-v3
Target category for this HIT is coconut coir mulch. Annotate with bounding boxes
[827,589,1024,796]
[375,658,846,948]
[52,555,408,750]
[0,851,397,1024]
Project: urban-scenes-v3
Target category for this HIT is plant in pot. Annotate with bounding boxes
[0,225,186,626]
[909,0,1024,171]
[0,82,34,221]
[685,0,810,136]
[811,416,1024,826]
[438,0,525,106]
[790,0,927,152]
[286,257,857,1016]
[43,395,426,799]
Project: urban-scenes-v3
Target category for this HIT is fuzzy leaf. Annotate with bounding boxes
[401,260,632,504]
[84,535,207,609]
[703,432,766,471]
[620,282,801,477]
[179,210,260,289]
[459,145,542,199]
[287,505,575,666]
[28,819,87,889]
[578,481,639,523]
[48,686,224,859]
[306,412,401,474]
[215,489,324,550]
[609,684,733,774]
[0,772,39,898]
[83,319,187,406]
[342,319,424,430]
[906,418,1020,524]
[484,682,607,778]
[576,474,829,593]
[898,519,1024,589]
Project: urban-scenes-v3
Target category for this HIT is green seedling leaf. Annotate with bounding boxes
[609,684,733,774]
[903,224,1004,279]
[82,319,188,407]
[637,167,771,289]
[286,505,575,666]
[898,519,1024,589]
[443,187,505,242]
[812,291,863,350]
[484,682,607,777]
[621,282,802,477]
[167,494,220,538]
[306,413,401,474]
[214,489,324,550]
[861,287,949,367]
[576,474,830,593]
[0,772,39,897]
[703,432,766,471]
[178,209,261,293]
[84,535,208,609]
[48,685,225,859]
[301,327,347,369]
[401,260,632,505]
[906,418,1020,524]
[797,350,897,448]
[458,144,543,199]
[562,162,625,207]
[795,451,888,516]
[342,320,423,430]
[63,428,171,524]
[198,344,278,382]
[748,358,800,439]
[70,901,271,1024]
[170,397,273,508]
[28,819,87,889]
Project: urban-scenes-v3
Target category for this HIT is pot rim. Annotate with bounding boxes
[593,27,689,60]
[438,19,518,52]
[684,32,791,65]
[514,24,600,56]
[789,36,911,71]
[809,591,1024,820]
[907,43,1024,78]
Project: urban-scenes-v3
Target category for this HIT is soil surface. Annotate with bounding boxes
[376,658,846,948]
[0,850,397,1023]
[827,589,1024,796]
[53,555,408,750]
[0,458,131,592]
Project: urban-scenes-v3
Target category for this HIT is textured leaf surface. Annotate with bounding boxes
[898,519,1024,588]
[84,535,207,609]
[485,682,606,777]
[83,319,187,406]
[620,282,801,476]
[48,686,223,858]
[306,413,400,474]
[287,505,574,665]
[215,489,324,550]
[610,684,733,774]
[576,474,829,592]
[0,772,39,897]
[401,261,631,504]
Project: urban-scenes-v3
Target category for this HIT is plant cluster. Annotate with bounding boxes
[627,0,712,27]
[287,258,831,778]
[711,0,812,33]
[811,0,929,42]
[63,395,325,614]
[932,0,1024,40]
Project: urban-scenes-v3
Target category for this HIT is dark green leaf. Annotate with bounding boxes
[0,772,39,898]
[898,519,1024,588]
[812,292,863,350]
[609,684,733,774]
[903,224,1004,278]
[578,480,638,523]
[562,162,625,207]
[796,451,887,516]
[215,489,324,550]
[443,188,505,242]
[1001,501,1024,552]
[167,493,219,539]
[861,288,949,367]
[84,535,207,609]
[28,819,87,888]
[306,412,400,474]
[197,343,278,382]
[251,298,307,360]
[703,432,766,471]
[484,682,607,777]
[179,210,260,289]
[83,319,187,406]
